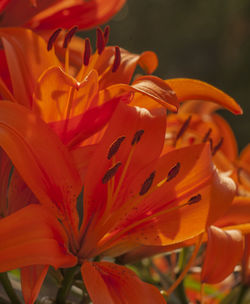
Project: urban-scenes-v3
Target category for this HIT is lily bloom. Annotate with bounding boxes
[0,0,126,31]
[0,98,236,303]
[0,26,180,148]
[0,27,243,151]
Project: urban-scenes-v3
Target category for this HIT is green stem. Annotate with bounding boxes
[175,276,189,304]
[235,284,249,304]
[55,267,79,304]
[0,272,22,304]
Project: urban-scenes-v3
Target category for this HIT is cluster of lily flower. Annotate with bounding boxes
[0,1,249,304]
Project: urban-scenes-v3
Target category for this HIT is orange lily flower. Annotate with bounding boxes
[0,27,180,148]
[0,0,126,31]
[0,99,236,303]
[1,27,244,152]
[201,225,244,285]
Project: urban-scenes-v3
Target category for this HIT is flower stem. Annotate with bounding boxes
[166,233,203,296]
[235,284,249,304]
[0,272,22,304]
[55,267,79,304]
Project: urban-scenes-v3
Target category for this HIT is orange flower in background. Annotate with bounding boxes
[0,0,126,30]
[0,99,236,303]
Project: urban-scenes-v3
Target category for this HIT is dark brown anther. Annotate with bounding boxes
[107,136,126,160]
[202,128,212,143]
[175,115,192,144]
[212,137,224,156]
[166,162,180,182]
[188,194,202,205]
[103,25,110,45]
[96,27,105,54]
[47,28,62,51]
[139,171,156,195]
[63,26,78,48]
[102,162,122,184]
[112,46,121,73]
[209,138,213,151]
[83,38,91,66]
[131,129,144,145]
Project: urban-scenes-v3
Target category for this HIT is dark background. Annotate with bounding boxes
[81,0,250,151]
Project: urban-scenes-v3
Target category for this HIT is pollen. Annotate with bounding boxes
[166,162,180,182]
[139,171,156,195]
[107,136,126,160]
[63,26,78,48]
[187,194,202,205]
[47,28,62,51]
[131,129,144,145]
[83,38,91,66]
[102,162,122,184]
[112,46,121,73]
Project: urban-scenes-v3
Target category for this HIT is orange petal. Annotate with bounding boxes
[240,144,250,164]
[71,145,98,182]
[0,101,81,219]
[0,49,14,101]
[0,0,55,27]
[7,168,38,214]
[0,27,59,107]
[165,78,243,114]
[81,261,166,304]
[26,0,126,30]
[0,149,12,216]
[215,196,250,227]
[130,75,179,112]
[0,204,77,272]
[201,226,244,284]
[21,265,49,304]
[211,113,238,161]
[33,67,98,122]
[238,144,250,175]
[242,234,250,285]
[100,75,178,112]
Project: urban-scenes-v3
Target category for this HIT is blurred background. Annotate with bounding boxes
[82,0,250,150]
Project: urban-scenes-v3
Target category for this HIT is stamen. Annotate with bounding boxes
[63,26,78,48]
[187,194,202,205]
[47,28,62,51]
[202,128,212,143]
[83,38,91,66]
[212,137,224,156]
[96,27,105,55]
[131,129,144,145]
[166,162,180,182]
[103,25,110,45]
[175,115,191,145]
[102,162,122,184]
[139,171,156,195]
[107,136,126,160]
[112,46,121,73]
[209,138,213,151]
